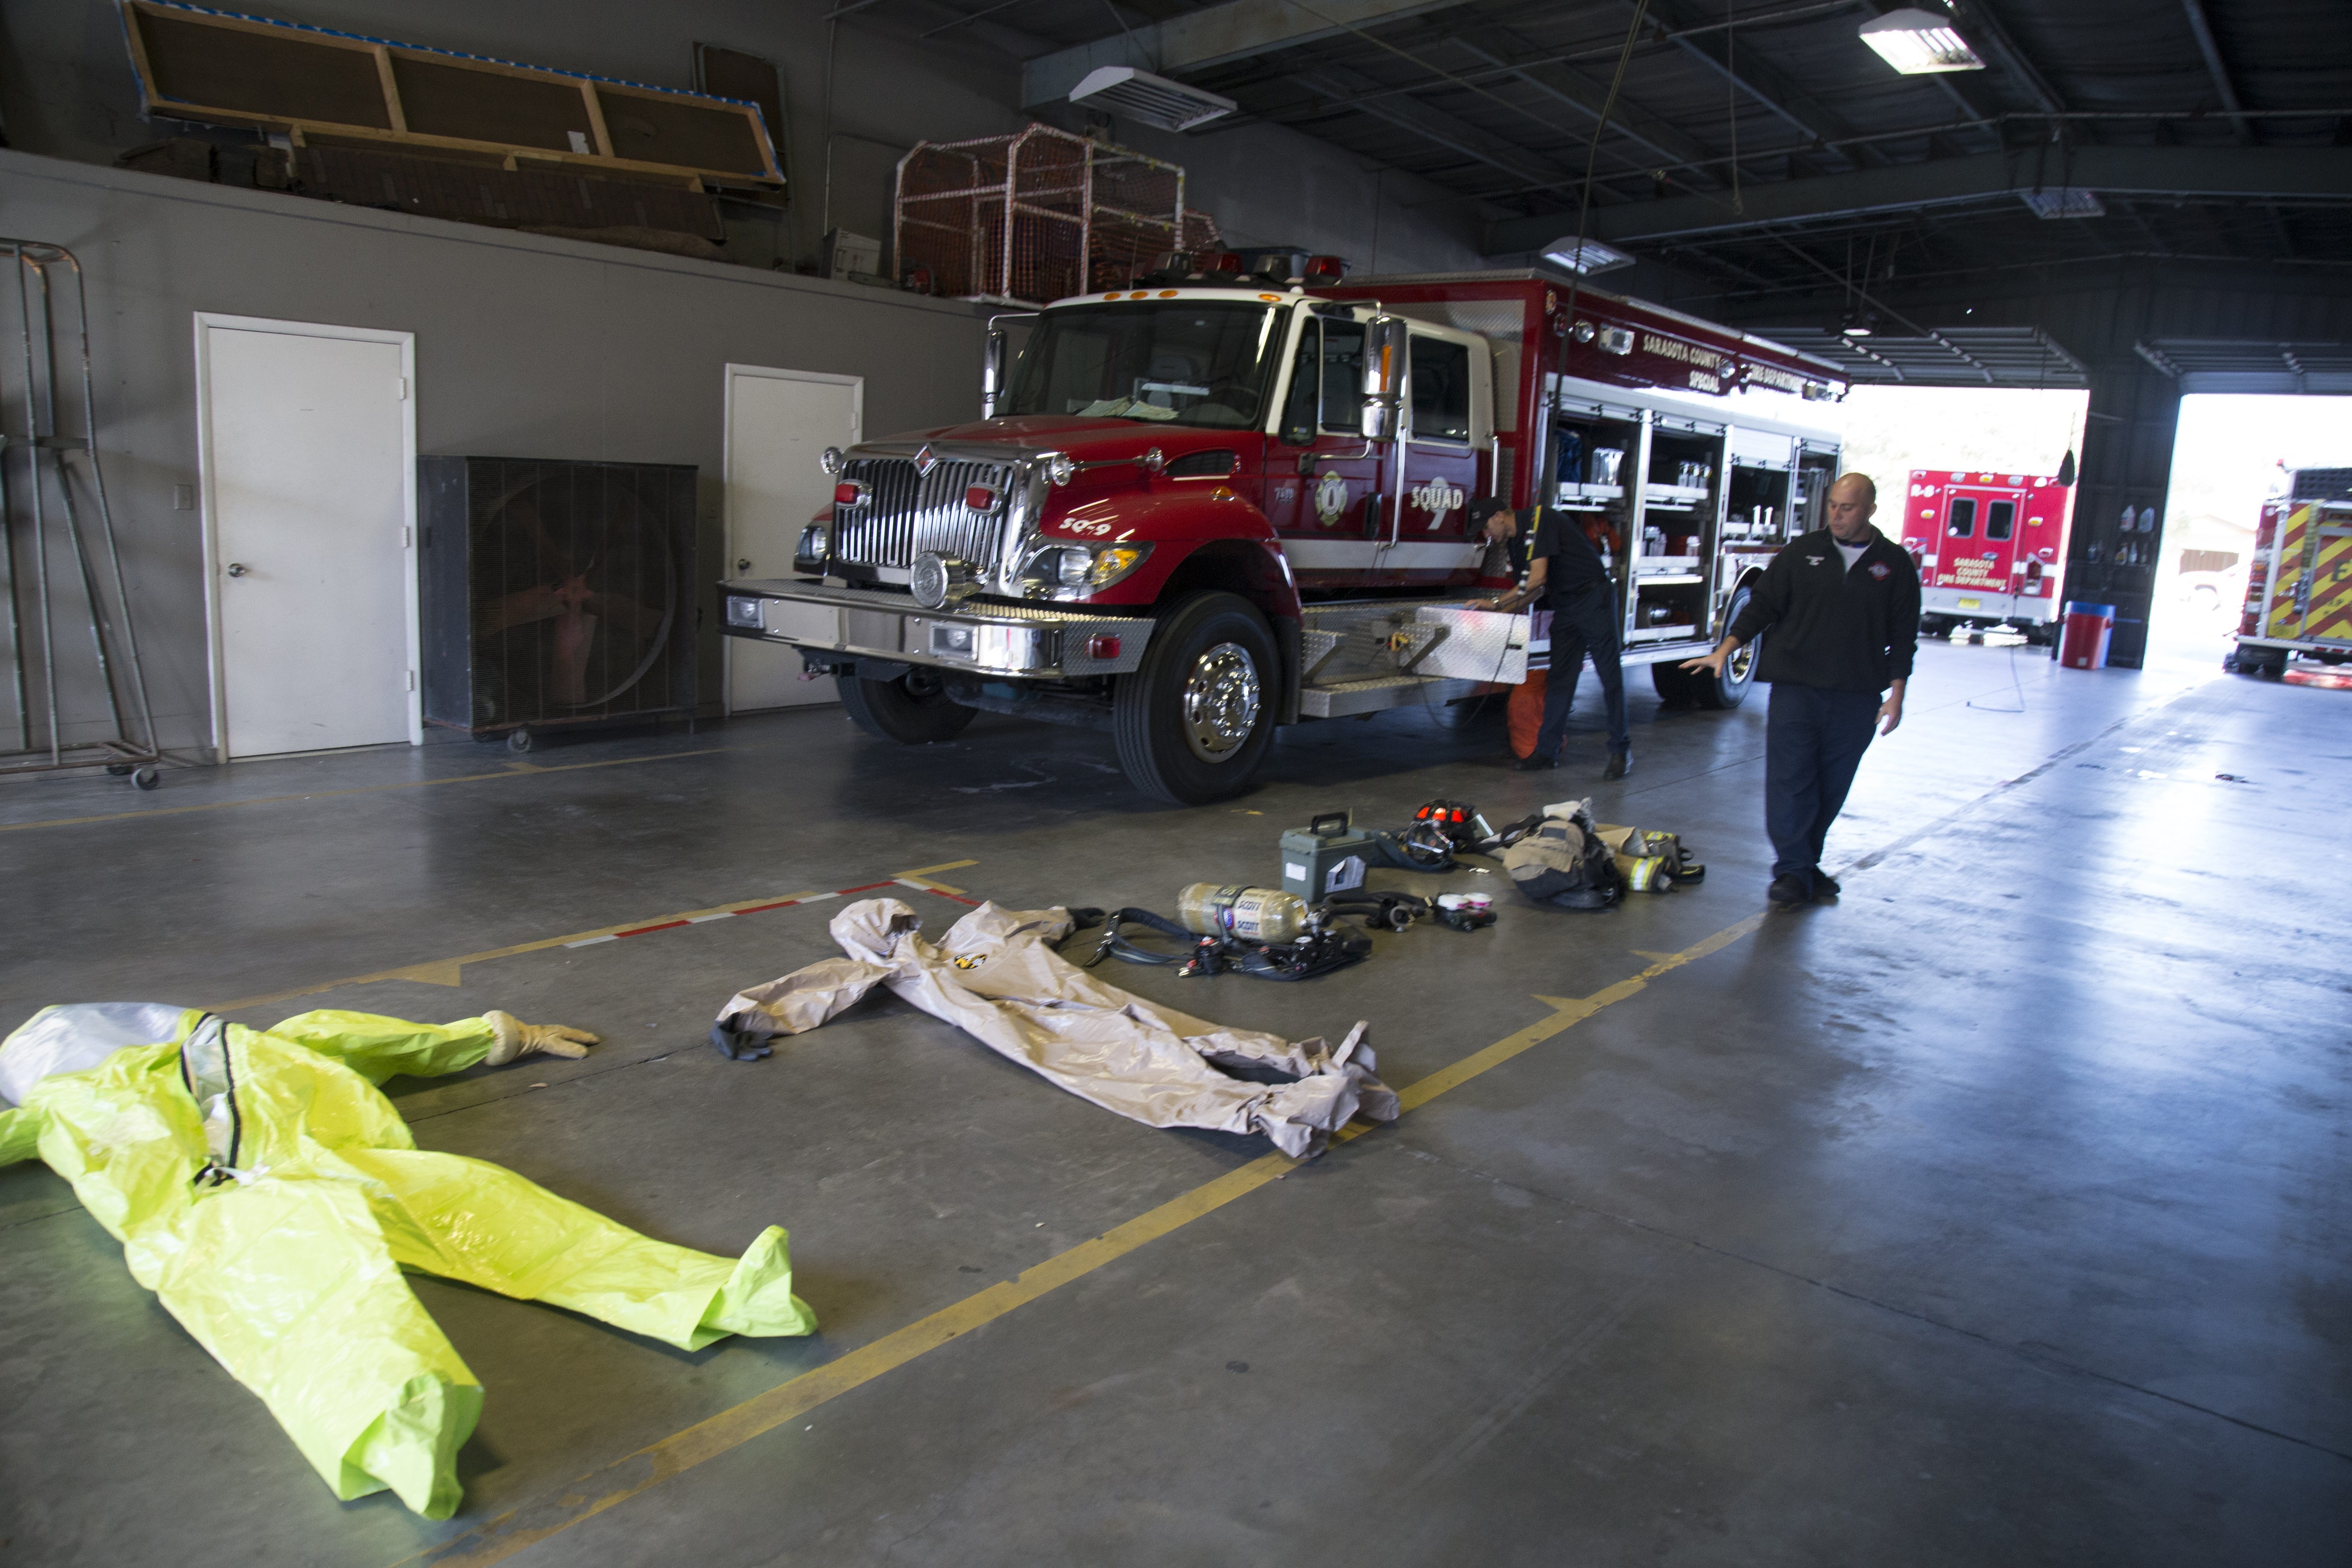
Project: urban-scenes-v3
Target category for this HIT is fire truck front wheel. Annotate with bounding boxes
[1114,591,1276,805]
[837,667,978,744]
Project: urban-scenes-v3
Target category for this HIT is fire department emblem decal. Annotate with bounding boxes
[1868,561,1890,579]
[1410,478,1466,527]
[1314,470,1349,527]
[913,443,939,477]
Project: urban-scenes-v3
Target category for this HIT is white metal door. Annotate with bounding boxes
[725,364,862,712]
[198,318,416,757]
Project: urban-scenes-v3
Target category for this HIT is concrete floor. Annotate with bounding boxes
[2,639,2346,1566]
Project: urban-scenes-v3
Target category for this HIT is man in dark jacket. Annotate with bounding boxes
[1681,473,1919,905]
[1470,498,1632,779]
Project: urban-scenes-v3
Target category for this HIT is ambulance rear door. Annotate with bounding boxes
[1933,473,2030,620]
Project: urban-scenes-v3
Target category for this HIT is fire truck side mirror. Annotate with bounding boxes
[1359,316,1409,443]
[981,328,1010,419]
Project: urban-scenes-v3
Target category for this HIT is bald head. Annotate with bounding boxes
[1825,472,1877,542]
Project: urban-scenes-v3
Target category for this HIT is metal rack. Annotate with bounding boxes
[1,240,162,787]
[893,124,1219,305]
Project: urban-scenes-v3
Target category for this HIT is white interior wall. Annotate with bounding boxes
[0,150,997,757]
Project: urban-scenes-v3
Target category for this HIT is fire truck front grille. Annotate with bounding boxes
[834,456,1018,572]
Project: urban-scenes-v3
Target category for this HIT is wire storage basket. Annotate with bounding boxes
[894,124,1219,305]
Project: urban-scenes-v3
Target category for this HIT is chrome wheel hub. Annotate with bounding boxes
[1181,641,1262,761]
[1728,635,1757,683]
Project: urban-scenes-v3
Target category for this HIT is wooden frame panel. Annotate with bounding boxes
[121,0,783,190]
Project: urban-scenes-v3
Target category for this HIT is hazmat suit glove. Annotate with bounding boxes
[481,1009,599,1065]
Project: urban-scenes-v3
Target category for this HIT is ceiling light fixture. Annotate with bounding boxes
[1841,311,1878,338]
[1067,66,1236,132]
[1541,238,1635,276]
[2019,187,2105,219]
[1858,8,1985,74]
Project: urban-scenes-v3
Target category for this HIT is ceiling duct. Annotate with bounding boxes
[1068,66,1237,133]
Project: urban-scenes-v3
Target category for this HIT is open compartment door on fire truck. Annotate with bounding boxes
[1794,440,1840,536]
[1626,410,1726,647]
[1543,390,1644,672]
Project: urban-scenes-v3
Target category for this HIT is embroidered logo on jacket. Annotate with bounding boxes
[1868,561,1891,579]
[1805,554,1825,566]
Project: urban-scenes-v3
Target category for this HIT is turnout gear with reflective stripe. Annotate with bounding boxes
[0,1004,813,1519]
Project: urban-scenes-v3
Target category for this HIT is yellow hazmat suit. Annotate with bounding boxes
[0,1003,815,1519]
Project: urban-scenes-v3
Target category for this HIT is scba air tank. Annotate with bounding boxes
[1177,883,1314,944]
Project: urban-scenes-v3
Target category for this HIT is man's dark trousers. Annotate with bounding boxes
[1764,682,1879,885]
[1533,587,1630,759]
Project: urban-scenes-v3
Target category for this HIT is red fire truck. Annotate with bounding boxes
[720,254,1849,802]
[1896,469,2076,641]
[2230,466,2352,676]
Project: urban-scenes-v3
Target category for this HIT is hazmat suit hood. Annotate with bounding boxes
[0,1001,195,1105]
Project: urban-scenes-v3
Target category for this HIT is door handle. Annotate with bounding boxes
[735,557,752,571]
[225,562,249,577]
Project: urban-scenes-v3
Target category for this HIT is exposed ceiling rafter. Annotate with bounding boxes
[1484,144,2352,252]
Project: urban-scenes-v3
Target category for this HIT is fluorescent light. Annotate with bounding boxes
[1068,66,1236,132]
[1541,238,1634,276]
[1859,8,1985,73]
[2019,187,2105,218]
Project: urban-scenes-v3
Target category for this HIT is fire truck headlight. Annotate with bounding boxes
[820,446,846,476]
[1044,451,1078,487]
[795,523,830,572]
[1088,544,1151,588]
[1054,547,1094,586]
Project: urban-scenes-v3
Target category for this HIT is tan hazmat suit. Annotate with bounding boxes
[715,898,1399,1157]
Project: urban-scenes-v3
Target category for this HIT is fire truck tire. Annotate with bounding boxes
[1688,586,1759,710]
[1114,591,1275,805]
[1650,662,1700,705]
[837,668,977,744]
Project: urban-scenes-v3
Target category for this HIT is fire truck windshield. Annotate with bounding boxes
[1004,301,1283,429]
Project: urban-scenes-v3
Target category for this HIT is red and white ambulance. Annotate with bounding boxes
[1896,469,2076,640]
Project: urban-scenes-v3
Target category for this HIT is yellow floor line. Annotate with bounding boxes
[403,906,1768,1568]
[0,747,738,835]
[210,861,981,1013]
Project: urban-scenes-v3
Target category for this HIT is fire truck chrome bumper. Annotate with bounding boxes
[720,578,1154,677]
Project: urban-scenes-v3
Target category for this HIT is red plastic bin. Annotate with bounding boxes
[2061,602,2115,670]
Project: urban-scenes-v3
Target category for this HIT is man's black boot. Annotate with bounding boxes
[1812,870,1841,899]
[1767,873,1812,906]
[1603,749,1632,781]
